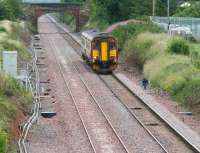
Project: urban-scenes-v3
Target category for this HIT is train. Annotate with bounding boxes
[81,29,120,73]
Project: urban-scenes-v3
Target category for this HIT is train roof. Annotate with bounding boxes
[82,29,111,41]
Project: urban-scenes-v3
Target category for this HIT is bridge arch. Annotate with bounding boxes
[24,3,83,32]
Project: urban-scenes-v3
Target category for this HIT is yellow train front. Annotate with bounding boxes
[81,29,119,73]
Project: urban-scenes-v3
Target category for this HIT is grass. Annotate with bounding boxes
[167,37,190,55]
[0,20,32,152]
[190,43,200,69]
[0,130,8,153]
[123,30,200,106]
[0,20,31,62]
[124,32,169,65]
[112,22,161,49]
[0,74,32,153]
[83,18,109,31]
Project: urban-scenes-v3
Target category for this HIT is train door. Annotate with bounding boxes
[109,38,117,62]
[91,40,100,61]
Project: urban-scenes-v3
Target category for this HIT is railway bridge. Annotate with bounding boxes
[23,0,84,32]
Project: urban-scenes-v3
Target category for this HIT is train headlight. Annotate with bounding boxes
[110,49,117,58]
[92,50,99,59]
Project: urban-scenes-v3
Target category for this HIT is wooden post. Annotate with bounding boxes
[153,0,156,16]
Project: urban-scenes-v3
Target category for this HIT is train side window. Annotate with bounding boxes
[109,40,116,50]
[93,40,100,50]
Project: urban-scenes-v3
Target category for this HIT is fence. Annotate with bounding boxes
[151,16,200,41]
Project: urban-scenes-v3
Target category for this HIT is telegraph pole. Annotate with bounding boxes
[167,0,170,17]
[153,0,156,16]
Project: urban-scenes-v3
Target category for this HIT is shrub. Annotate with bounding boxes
[0,20,12,33]
[0,73,27,97]
[174,77,200,106]
[190,44,200,69]
[167,38,190,55]
[83,18,109,31]
[144,54,190,91]
[112,22,161,49]
[144,51,200,105]
[0,27,6,33]
[0,130,8,153]
[124,32,169,65]
[1,39,30,60]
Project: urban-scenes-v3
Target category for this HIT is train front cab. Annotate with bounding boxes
[91,37,118,73]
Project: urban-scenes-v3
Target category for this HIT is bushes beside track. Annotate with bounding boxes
[0,74,32,153]
[112,22,161,50]
[122,30,200,106]
[0,20,32,153]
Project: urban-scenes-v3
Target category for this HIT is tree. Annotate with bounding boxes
[174,1,200,17]
[0,0,22,20]
[131,0,177,17]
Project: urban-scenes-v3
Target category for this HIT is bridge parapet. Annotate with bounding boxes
[23,1,84,32]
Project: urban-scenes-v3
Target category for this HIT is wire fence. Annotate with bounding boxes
[150,16,200,41]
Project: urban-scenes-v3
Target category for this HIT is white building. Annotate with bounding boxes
[180,2,191,8]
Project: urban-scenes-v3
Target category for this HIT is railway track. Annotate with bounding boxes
[47,15,200,153]
[47,35,130,153]
[57,33,170,153]
[99,75,196,153]
[47,30,168,153]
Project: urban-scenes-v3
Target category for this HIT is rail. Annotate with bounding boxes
[48,35,130,153]
[48,15,200,153]
[47,36,97,153]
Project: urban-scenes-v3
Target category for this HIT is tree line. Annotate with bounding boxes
[0,0,22,20]
[87,0,178,24]
[63,0,200,24]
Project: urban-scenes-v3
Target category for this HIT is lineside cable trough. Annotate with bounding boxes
[17,34,43,153]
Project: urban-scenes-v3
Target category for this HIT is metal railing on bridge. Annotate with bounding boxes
[22,0,61,3]
[151,16,200,41]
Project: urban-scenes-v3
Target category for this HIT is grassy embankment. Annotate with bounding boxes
[58,10,200,108]
[53,13,76,31]
[0,20,32,153]
[112,21,200,108]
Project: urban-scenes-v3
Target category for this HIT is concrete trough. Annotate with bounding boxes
[41,112,56,118]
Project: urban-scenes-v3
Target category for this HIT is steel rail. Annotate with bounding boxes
[60,29,199,152]
[48,16,167,152]
[48,15,200,153]
[48,15,199,152]
[47,36,97,153]
[49,38,131,153]
[47,18,167,152]
[61,30,169,152]
[98,75,169,153]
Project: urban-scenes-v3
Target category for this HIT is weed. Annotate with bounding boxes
[167,37,190,55]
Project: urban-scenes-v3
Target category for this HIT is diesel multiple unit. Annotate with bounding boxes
[81,29,119,73]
